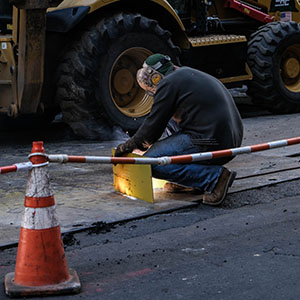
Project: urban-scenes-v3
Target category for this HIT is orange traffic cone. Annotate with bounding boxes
[4,141,81,297]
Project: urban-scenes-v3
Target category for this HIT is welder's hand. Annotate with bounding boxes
[114,138,137,157]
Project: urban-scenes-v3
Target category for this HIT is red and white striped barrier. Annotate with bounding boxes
[0,160,48,174]
[48,136,300,165]
[1,137,300,173]
[0,162,33,174]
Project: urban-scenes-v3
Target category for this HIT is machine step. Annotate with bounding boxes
[189,34,247,47]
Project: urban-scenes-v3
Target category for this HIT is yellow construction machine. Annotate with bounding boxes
[1,0,300,138]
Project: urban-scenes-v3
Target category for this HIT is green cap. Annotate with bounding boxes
[145,54,174,75]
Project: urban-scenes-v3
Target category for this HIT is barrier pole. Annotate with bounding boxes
[47,136,300,166]
[0,162,32,174]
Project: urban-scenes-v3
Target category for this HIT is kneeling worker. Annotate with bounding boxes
[115,54,243,206]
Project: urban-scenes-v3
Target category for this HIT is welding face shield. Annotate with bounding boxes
[136,63,164,96]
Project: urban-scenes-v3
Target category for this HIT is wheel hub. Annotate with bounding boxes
[283,57,300,79]
[113,69,135,96]
[280,44,300,92]
[110,48,154,117]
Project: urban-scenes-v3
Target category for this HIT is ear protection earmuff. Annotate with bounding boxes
[150,72,163,85]
[136,55,172,95]
[145,55,171,86]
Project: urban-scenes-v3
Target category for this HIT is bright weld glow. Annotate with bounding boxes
[122,194,139,201]
[115,177,136,197]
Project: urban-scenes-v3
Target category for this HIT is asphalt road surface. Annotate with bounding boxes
[1,181,300,300]
[1,99,300,299]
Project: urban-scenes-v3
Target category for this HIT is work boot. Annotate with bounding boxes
[164,182,202,194]
[202,168,236,206]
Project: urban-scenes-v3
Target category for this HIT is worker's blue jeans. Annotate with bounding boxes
[144,132,224,192]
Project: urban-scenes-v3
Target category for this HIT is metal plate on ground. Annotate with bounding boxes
[113,151,154,203]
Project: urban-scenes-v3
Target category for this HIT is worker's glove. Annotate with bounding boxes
[115,138,137,157]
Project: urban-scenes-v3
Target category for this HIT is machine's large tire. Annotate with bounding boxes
[247,21,300,113]
[56,13,180,139]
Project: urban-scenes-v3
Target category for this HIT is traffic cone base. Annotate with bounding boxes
[4,268,81,298]
[14,226,69,286]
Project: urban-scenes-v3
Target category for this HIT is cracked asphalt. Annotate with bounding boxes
[1,181,300,299]
[1,102,300,299]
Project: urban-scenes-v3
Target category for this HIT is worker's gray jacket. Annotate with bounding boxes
[133,67,243,151]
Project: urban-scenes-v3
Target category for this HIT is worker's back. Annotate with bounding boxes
[159,67,243,150]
